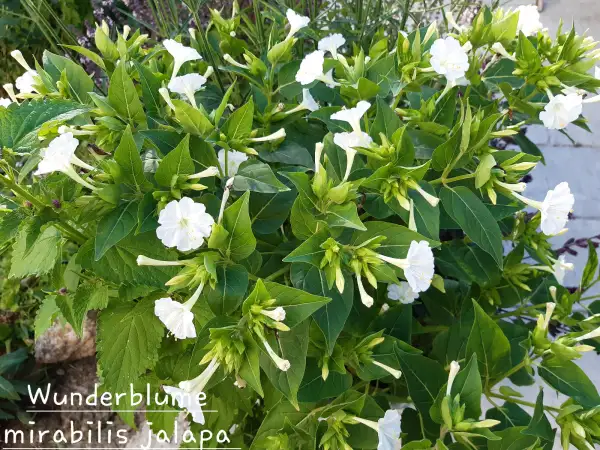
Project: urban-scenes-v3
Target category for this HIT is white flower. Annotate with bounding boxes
[491,42,516,61]
[538,302,556,331]
[0,98,11,107]
[539,93,583,130]
[187,166,220,180]
[318,33,346,58]
[248,128,286,142]
[286,88,320,115]
[261,307,286,322]
[3,83,17,103]
[430,37,470,85]
[574,326,600,342]
[218,149,248,177]
[331,101,371,133]
[295,51,339,87]
[356,273,374,308]
[353,410,402,450]
[34,133,96,190]
[15,70,38,93]
[168,73,207,107]
[512,182,574,235]
[377,241,435,293]
[154,298,197,340]
[260,336,291,371]
[314,142,324,174]
[333,131,373,182]
[446,361,460,396]
[137,255,185,266]
[156,197,215,251]
[387,282,419,304]
[163,39,202,81]
[163,357,220,424]
[516,5,544,37]
[552,255,574,285]
[286,9,310,40]
[376,410,402,450]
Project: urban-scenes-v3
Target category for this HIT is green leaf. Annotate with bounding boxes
[77,233,179,288]
[206,263,249,315]
[238,334,263,397]
[222,98,254,139]
[233,160,290,193]
[371,97,401,141]
[154,134,195,187]
[172,99,214,137]
[264,281,331,329]
[260,319,309,409]
[0,376,19,400]
[221,191,256,261]
[522,390,555,443]
[440,186,504,268]
[0,208,28,247]
[582,239,599,289]
[436,241,502,287]
[466,301,511,385]
[488,427,540,450]
[0,99,91,151]
[108,62,146,124]
[325,202,367,231]
[35,295,60,339]
[249,188,297,235]
[538,357,600,409]
[309,106,352,133]
[114,126,149,189]
[283,230,328,267]
[431,354,482,424]
[97,298,164,392]
[63,45,106,71]
[395,345,447,430]
[297,359,352,402]
[10,224,61,278]
[94,200,138,260]
[351,221,440,259]
[291,265,353,352]
[132,60,162,117]
[71,282,110,336]
[43,51,94,104]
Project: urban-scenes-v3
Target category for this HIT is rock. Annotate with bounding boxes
[34,313,96,364]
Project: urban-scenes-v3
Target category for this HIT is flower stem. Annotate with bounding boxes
[430,173,476,185]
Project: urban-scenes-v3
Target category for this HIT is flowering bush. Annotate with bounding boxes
[2,2,600,449]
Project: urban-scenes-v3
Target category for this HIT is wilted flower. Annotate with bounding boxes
[168,73,207,108]
[285,9,310,40]
[512,182,574,235]
[539,93,583,130]
[387,282,419,304]
[515,5,544,36]
[430,37,470,85]
[156,197,215,251]
[318,33,346,58]
[377,241,435,293]
[218,149,248,177]
[163,39,202,81]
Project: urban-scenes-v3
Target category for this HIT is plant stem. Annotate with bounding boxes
[430,173,476,185]
[488,392,560,412]
[264,265,290,282]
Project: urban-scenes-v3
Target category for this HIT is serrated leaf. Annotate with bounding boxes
[71,282,110,336]
[10,225,61,278]
[0,99,91,151]
[77,233,179,288]
[34,295,60,339]
[97,299,164,392]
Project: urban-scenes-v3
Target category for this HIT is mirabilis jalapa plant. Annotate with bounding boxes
[3,2,600,449]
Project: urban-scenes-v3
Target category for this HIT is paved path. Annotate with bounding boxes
[483,2,600,448]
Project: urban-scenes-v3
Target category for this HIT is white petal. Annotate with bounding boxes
[163,39,202,63]
[168,73,207,94]
[154,298,196,339]
[540,182,574,235]
[377,409,402,450]
[516,5,543,37]
[218,149,248,177]
[318,33,346,56]
[404,241,435,293]
[296,51,325,85]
